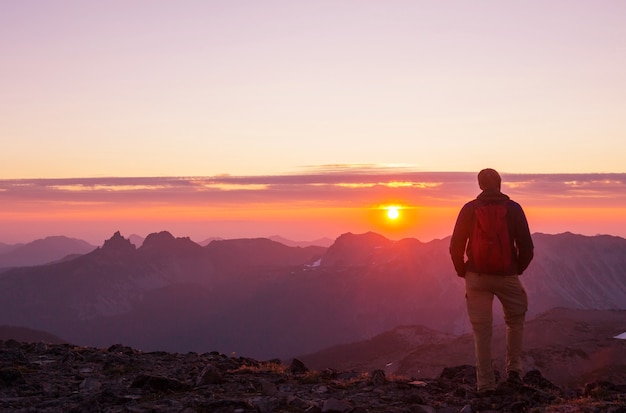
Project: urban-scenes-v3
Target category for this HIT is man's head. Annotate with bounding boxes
[478,168,501,191]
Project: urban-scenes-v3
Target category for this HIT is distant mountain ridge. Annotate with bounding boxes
[0,241,22,254]
[0,236,96,268]
[0,230,625,365]
[0,232,329,268]
[268,235,334,248]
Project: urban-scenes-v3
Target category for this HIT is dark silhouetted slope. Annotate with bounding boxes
[0,325,67,344]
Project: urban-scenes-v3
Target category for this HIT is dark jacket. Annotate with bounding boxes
[449,189,534,277]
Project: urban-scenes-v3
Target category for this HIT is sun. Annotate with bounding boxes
[369,203,415,235]
[386,206,400,220]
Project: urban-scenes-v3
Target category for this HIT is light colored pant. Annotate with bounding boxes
[465,272,528,391]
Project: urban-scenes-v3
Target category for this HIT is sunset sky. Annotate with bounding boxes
[2,1,625,245]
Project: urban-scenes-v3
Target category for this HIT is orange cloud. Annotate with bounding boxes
[1,171,625,244]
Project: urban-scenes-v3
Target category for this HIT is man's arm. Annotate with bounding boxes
[449,203,473,277]
[511,203,534,274]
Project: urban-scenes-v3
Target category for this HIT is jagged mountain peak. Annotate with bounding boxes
[142,231,191,246]
[143,230,175,245]
[139,231,201,254]
[100,231,136,254]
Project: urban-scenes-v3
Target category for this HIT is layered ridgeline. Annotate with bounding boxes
[0,231,625,385]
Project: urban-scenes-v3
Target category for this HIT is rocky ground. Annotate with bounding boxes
[1,340,625,413]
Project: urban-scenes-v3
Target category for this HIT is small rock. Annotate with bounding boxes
[34,341,48,353]
[583,380,618,399]
[79,377,102,393]
[371,369,386,386]
[196,363,222,386]
[259,379,278,395]
[131,374,192,392]
[107,343,136,355]
[2,339,21,349]
[290,358,309,374]
[523,370,561,392]
[287,395,313,409]
[439,365,476,385]
[248,396,281,413]
[322,397,352,413]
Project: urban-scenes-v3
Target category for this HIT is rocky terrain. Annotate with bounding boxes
[1,339,625,413]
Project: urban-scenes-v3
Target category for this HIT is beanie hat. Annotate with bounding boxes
[478,168,501,190]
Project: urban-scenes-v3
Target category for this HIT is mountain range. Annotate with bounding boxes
[0,234,332,269]
[0,230,625,387]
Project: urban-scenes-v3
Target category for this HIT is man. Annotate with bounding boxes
[449,168,534,393]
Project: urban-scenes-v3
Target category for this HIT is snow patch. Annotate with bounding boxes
[614,332,626,340]
[306,258,322,268]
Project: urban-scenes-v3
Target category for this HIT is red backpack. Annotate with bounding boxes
[471,201,512,273]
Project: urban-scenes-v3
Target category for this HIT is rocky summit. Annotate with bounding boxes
[1,340,625,413]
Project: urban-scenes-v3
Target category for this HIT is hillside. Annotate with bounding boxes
[298,308,626,388]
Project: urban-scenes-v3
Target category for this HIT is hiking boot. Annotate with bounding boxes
[506,371,523,386]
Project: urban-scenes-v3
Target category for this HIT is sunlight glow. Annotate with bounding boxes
[386,207,400,220]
